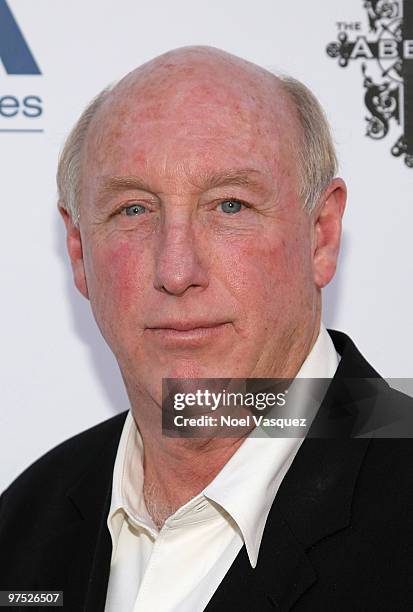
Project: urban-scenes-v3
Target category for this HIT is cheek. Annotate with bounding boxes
[85,238,151,324]
[214,230,313,320]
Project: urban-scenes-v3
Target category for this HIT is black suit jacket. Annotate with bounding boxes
[1,330,413,611]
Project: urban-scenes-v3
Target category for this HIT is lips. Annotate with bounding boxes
[145,321,231,346]
[146,321,228,332]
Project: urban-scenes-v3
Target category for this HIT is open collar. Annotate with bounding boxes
[205,330,378,611]
[65,330,380,611]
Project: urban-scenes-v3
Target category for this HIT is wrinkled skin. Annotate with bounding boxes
[61,47,346,514]
[63,47,345,409]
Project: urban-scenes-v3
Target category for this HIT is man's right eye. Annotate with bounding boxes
[122,203,147,216]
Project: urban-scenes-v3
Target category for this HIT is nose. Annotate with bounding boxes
[154,217,209,296]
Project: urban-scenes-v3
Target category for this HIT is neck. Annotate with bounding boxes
[141,431,246,528]
[126,317,321,527]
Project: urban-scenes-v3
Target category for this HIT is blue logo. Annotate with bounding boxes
[0,0,41,75]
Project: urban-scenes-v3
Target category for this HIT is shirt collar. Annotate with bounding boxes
[201,324,339,566]
[108,324,339,566]
[107,411,157,554]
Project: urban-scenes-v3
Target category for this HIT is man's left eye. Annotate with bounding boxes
[218,199,245,214]
[123,203,147,216]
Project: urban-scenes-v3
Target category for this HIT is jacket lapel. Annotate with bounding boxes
[206,437,370,612]
[64,413,127,612]
[207,330,377,611]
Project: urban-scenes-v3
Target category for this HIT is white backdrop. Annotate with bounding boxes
[1,0,412,492]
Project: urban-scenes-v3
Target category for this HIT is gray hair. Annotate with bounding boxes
[279,75,338,212]
[57,86,113,225]
[57,76,337,224]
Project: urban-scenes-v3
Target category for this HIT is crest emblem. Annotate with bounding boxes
[326,1,412,168]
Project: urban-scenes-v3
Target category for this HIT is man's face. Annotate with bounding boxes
[71,58,326,405]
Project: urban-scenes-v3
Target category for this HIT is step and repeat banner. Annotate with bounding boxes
[1,0,412,490]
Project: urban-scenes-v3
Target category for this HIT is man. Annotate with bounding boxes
[1,46,412,611]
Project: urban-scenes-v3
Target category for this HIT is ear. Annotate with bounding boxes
[312,178,347,289]
[59,207,89,300]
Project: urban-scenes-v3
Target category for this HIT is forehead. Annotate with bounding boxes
[83,58,300,188]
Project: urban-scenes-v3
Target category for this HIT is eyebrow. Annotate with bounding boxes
[97,176,154,201]
[96,168,269,205]
[195,168,268,191]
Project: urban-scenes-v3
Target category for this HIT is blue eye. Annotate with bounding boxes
[220,199,244,214]
[124,203,146,216]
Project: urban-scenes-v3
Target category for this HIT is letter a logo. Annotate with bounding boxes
[0,0,41,74]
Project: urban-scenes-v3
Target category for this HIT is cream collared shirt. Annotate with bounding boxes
[104,325,339,612]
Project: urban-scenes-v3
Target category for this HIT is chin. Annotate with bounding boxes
[162,361,219,380]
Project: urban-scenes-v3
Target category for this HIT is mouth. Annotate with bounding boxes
[145,321,231,346]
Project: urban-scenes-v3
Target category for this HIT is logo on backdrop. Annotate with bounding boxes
[0,0,43,131]
[0,0,41,74]
[326,0,413,168]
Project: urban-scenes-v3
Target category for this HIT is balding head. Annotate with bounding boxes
[58,46,337,224]
[93,45,292,123]
[58,44,346,395]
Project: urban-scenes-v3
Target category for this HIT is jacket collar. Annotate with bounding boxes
[66,413,127,612]
[206,330,378,611]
